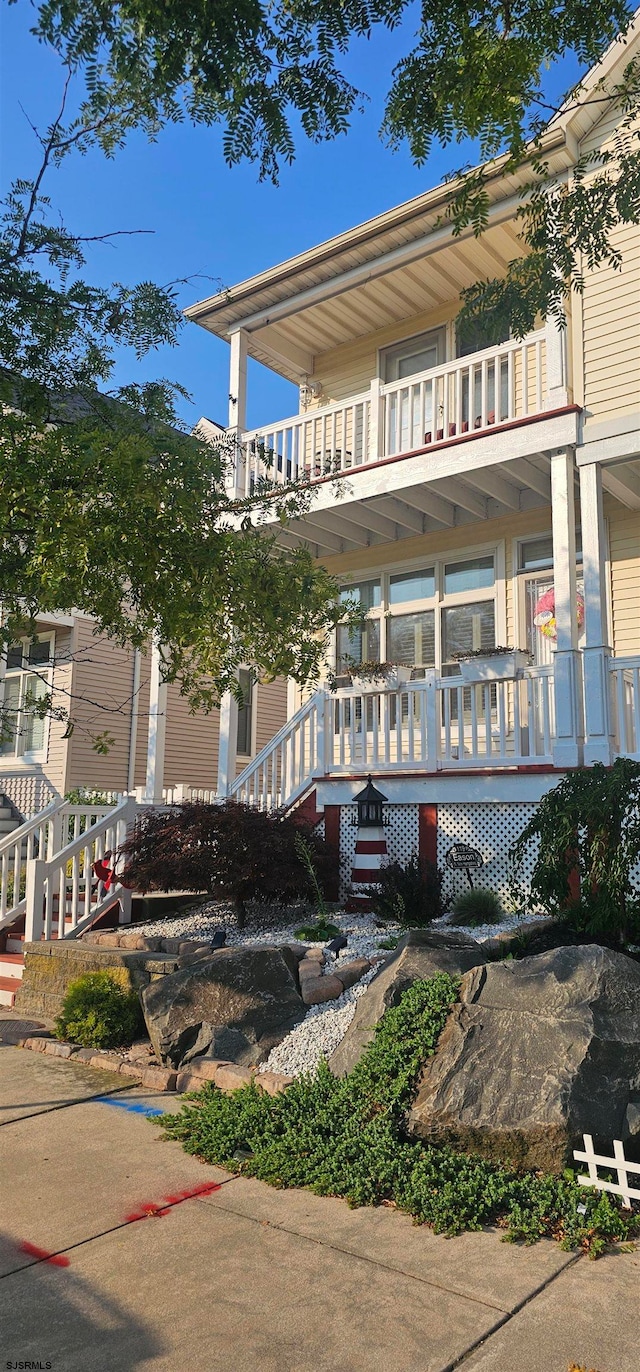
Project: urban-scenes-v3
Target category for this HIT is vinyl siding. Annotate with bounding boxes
[606,498,640,656]
[580,103,640,424]
[66,619,137,790]
[253,679,288,755]
[310,304,456,406]
[163,681,220,790]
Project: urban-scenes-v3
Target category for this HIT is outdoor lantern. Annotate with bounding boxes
[354,775,387,828]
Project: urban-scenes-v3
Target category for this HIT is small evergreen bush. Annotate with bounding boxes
[452,887,503,927]
[293,921,341,942]
[157,974,639,1257]
[55,971,143,1049]
[370,854,445,926]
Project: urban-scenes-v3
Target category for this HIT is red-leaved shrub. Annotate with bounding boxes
[120,801,332,927]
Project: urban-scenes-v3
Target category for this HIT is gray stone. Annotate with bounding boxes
[141,945,305,1068]
[408,944,640,1173]
[329,928,485,1077]
[182,1024,261,1068]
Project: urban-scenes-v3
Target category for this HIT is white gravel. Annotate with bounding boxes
[129,901,549,1078]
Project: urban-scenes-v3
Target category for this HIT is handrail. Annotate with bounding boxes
[242,391,370,445]
[378,330,545,396]
[24,795,137,942]
[230,691,325,811]
[229,692,323,796]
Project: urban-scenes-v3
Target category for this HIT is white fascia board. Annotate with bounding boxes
[577,423,640,466]
[315,770,565,808]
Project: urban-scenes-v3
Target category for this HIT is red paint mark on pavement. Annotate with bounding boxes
[19,1241,70,1267]
[124,1180,222,1224]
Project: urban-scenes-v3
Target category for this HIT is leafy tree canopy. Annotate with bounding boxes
[11,1,640,330]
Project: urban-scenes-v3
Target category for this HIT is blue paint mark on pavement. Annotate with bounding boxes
[99,1096,165,1117]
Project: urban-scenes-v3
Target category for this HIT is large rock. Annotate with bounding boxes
[141,945,305,1068]
[328,928,485,1077]
[408,944,640,1173]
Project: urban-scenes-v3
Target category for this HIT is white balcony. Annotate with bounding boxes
[234,332,548,497]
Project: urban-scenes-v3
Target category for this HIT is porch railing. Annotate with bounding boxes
[235,330,546,493]
[230,692,326,810]
[610,657,640,761]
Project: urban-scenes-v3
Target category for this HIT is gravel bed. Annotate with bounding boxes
[258,967,378,1078]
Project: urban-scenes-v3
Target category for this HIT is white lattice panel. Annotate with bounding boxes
[437,802,540,908]
[339,804,419,898]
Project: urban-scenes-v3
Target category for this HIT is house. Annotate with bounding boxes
[184,20,640,899]
[1,22,639,1001]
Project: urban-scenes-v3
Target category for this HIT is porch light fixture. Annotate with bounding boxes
[354,775,388,828]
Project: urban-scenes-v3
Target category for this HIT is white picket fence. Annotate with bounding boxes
[574,1134,640,1208]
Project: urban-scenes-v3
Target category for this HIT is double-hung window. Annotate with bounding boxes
[0,634,54,759]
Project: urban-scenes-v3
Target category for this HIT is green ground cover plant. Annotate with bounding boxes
[157,975,638,1256]
[293,921,341,942]
[55,970,144,1049]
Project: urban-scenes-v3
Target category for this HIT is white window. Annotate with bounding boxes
[516,534,583,667]
[337,552,498,678]
[0,633,54,759]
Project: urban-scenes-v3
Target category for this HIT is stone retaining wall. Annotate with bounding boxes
[14,942,194,1020]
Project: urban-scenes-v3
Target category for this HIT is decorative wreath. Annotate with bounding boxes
[533,585,585,641]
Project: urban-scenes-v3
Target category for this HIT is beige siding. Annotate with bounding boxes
[580,104,640,424]
[66,620,136,791]
[163,681,220,790]
[46,625,74,794]
[254,679,288,754]
[606,498,640,656]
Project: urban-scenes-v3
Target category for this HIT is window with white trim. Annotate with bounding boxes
[0,633,54,759]
[337,553,497,677]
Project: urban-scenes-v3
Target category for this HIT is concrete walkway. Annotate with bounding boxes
[0,1040,638,1371]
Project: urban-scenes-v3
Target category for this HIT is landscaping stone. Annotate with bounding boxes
[329,928,485,1077]
[255,1071,293,1096]
[301,974,345,1006]
[335,958,371,991]
[213,1063,255,1092]
[141,945,305,1068]
[44,1041,74,1059]
[408,944,640,1173]
[141,1065,177,1091]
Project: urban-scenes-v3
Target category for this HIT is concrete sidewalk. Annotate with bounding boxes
[0,1043,638,1372]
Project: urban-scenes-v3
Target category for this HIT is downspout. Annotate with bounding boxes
[127,648,141,794]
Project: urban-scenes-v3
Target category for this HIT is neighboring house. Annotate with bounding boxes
[184,23,640,898]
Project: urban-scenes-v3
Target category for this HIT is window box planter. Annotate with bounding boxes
[457,650,530,682]
[349,664,413,692]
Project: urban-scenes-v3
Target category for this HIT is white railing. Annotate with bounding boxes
[381,332,545,457]
[326,667,554,772]
[230,692,326,810]
[24,796,137,943]
[610,656,640,761]
[239,393,370,494]
[0,797,64,931]
[574,1134,640,1208]
[234,331,546,493]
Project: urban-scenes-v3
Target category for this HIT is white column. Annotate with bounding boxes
[579,462,614,764]
[217,689,238,796]
[551,448,583,767]
[544,317,568,409]
[228,328,248,433]
[144,641,168,804]
[368,376,384,461]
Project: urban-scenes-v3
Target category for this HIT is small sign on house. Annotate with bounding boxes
[445,843,484,889]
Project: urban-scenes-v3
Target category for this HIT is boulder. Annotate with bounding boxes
[141,945,305,1068]
[408,944,640,1173]
[329,928,485,1077]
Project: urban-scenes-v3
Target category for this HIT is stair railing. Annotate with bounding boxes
[24,796,138,943]
[229,691,327,811]
[0,797,67,931]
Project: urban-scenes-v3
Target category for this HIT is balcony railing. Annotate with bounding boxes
[235,330,547,495]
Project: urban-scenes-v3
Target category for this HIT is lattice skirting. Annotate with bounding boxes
[334,800,540,907]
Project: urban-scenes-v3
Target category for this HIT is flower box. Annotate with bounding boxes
[349,665,413,692]
[457,650,530,682]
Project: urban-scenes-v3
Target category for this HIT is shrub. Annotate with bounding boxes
[55,971,143,1049]
[510,758,640,944]
[120,800,333,929]
[157,974,638,1257]
[452,887,503,927]
[293,920,341,942]
[370,854,445,926]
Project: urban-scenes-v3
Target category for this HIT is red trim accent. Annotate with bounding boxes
[418,803,438,866]
[351,866,384,882]
[354,839,387,854]
[323,804,340,901]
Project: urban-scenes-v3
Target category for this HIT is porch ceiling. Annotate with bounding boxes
[272,452,561,557]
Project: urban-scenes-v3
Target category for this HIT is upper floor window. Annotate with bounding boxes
[0,633,54,759]
[381,329,446,383]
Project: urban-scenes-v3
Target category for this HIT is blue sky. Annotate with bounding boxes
[1,4,582,430]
